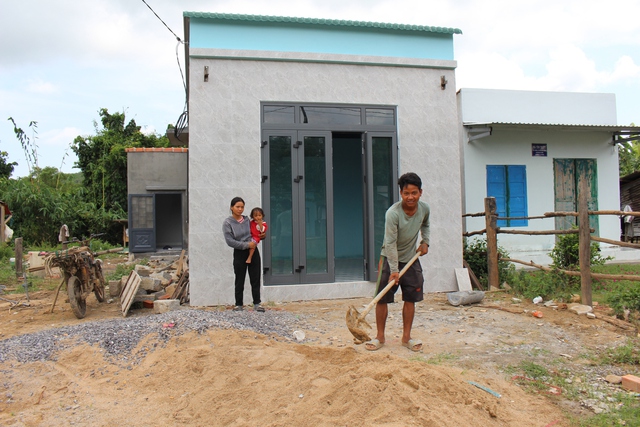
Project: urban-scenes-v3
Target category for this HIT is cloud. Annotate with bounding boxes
[26,78,59,94]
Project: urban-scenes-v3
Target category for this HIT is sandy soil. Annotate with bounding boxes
[0,285,635,427]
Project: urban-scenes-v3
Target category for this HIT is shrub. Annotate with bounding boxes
[607,284,640,322]
[510,268,578,301]
[463,238,515,287]
[549,230,611,270]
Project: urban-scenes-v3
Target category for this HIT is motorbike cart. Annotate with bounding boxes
[46,235,117,319]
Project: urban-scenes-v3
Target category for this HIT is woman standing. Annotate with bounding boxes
[222,197,265,312]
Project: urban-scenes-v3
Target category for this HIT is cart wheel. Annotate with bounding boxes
[94,280,106,302]
[67,275,86,319]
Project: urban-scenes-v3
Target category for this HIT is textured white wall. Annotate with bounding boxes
[462,127,625,262]
[188,49,462,306]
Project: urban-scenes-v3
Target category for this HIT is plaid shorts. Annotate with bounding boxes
[375,255,424,303]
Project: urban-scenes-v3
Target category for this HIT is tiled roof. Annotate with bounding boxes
[183,12,462,35]
[125,147,188,153]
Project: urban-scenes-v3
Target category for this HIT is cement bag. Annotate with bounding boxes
[447,290,485,306]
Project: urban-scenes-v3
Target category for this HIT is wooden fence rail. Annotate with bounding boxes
[465,176,640,305]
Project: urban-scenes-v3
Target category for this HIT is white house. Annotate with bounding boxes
[183,12,465,306]
[458,88,640,265]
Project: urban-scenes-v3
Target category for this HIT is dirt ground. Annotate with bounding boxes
[0,277,636,426]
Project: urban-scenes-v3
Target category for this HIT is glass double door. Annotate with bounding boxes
[262,130,396,285]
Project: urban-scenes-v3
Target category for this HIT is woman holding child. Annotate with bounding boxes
[222,197,266,312]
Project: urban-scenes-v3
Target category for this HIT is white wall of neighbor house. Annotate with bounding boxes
[459,88,618,126]
[463,128,621,254]
[188,50,463,306]
[458,88,637,265]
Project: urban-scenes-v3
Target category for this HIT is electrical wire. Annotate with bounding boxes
[140,0,188,141]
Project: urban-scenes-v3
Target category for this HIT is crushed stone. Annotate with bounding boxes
[0,308,311,364]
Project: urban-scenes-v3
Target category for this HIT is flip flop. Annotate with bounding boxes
[364,338,384,351]
[402,339,423,352]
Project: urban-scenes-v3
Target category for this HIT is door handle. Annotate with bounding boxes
[295,265,305,273]
[294,175,303,183]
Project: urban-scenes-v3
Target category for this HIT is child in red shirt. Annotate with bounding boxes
[247,207,267,264]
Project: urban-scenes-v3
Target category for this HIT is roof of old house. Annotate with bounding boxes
[183,12,462,35]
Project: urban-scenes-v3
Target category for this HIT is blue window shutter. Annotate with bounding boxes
[507,165,528,226]
[487,165,507,227]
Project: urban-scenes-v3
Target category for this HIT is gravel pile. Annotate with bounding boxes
[0,308,310,364]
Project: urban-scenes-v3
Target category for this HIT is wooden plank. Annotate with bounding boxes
[463,260,484,291]
[120,270,142,317]
[175,249,186,276]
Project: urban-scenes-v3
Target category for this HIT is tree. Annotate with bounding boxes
[0,150,17,178]
[71,108,168,212]
[618,123,640,177]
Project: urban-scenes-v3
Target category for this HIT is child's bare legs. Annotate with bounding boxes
[246,246,255,264]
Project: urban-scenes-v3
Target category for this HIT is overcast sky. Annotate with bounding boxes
[1,0,638,178]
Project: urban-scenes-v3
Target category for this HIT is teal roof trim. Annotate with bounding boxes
[183,12,462,35]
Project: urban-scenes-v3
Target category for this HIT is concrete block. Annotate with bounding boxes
[140,277,163,292]
[109,280,121,297]
[154,299,180,314]
[454,268,473,292]
[134,264,152,277]
[621,375,640,392]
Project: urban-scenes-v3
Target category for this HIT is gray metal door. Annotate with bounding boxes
[128,194,156,253]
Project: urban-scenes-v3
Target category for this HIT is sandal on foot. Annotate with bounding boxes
[233,305,244,312]
[254,304,265,312]
[364,338,384,351]
[402,339,423,352]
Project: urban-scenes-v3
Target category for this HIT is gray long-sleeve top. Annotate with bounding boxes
[381,200,430,273]
[223,215,252,250]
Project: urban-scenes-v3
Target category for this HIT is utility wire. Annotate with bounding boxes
[141,0,182,42]
[140,0,189,139]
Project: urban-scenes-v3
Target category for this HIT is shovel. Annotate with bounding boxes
[346,252,421,343]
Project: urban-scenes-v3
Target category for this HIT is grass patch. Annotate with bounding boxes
[424,352,458,365]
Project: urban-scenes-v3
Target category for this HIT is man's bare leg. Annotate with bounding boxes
[402,301,422,350]
[365,302,388,350]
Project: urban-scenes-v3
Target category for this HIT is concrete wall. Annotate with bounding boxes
[127,149,188,193]
[459,88,617,126]
[188,49,463,306]
[126,148,189,250]
[462,127,621,262]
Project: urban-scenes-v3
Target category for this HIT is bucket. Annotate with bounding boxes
[9,257,15,269]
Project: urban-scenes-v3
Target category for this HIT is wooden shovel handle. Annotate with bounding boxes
[358,251,422,319]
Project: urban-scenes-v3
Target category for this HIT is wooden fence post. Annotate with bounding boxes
[578,176,593,306]
[15,237,23,278]
[0,204,5,244]
[484,197,499,290]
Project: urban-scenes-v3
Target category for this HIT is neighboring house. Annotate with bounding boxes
[458,88,640,265]
[183,12,464,306]
[620,171,640,242]
[126,147,188,254]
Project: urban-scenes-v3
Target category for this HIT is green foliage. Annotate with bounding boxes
[71,108,168,212]
[3,108,167,247]
[618,123,640,177]
[7,117,38,174]
[600,340,640,365]
[510,268,578,301]
[607,284,640,321]
[0,244,13,261]
[549,231,611,270]
[105,262,136,282]
[463,238,515,287]
[0,150,18,178]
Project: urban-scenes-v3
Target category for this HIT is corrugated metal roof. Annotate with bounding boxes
[464,122,640,132]
[183,12,462,35]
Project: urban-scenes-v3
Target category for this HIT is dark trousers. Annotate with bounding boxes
[233,248,261,306]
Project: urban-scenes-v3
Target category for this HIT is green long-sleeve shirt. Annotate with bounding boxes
[380,200,430,273]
